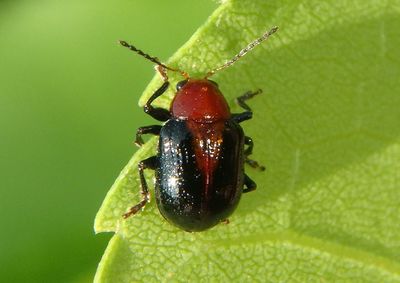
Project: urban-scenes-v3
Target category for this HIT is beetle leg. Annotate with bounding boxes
[231,89,262,123]
[143,81,171,122]
[123,156,158,219]
[244,136,265,171]
[232,111,252,123]
[234,90,266,170]
[135,125,162,147]
[243,174,257,193]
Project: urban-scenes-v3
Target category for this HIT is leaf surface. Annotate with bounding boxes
[95,0,400,281]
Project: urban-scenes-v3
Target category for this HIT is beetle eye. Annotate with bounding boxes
[176,79,188,91]
[208,80,218,87]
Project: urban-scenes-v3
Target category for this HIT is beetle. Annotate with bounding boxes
[120,26,278,232]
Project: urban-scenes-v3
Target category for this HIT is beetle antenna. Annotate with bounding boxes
[119,40,189,80]
[205,26,278,78]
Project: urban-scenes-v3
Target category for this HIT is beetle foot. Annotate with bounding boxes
[221,218,230,225]
[134,138,144,147]
[123,200,147,219]
[245,158,266,171]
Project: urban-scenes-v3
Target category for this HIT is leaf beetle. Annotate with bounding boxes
[120,26,278,232]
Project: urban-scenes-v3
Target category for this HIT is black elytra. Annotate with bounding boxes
[120,26,278,232]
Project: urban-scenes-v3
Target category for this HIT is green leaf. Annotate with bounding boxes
[94,0,400,281]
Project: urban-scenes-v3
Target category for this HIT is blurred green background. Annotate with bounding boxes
[0,0,217,282]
